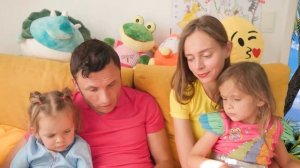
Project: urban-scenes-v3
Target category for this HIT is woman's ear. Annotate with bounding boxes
[226,41,233,58]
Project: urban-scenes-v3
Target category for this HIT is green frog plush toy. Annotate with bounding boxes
[105,15,156,68]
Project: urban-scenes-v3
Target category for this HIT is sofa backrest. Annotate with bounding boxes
[0,54,133,129]
[0,54,290,162]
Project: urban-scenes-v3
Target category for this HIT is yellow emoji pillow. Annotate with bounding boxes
[222,16,264,63]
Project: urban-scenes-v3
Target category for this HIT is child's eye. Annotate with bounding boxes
[234,99,241,101]
[64,130,71,134]
[47,134,55,138]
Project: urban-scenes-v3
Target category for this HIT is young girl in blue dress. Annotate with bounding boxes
[11,88,93,168]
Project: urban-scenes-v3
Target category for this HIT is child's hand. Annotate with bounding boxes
[200,160,228,168]
[219,163,229,168]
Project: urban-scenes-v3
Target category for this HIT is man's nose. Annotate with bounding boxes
[97,91,110,105]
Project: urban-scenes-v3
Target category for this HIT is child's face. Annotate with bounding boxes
[184,30,230,86]
[35,108,76,152]
[219,79,264,124]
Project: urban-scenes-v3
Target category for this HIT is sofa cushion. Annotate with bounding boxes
[263,63,290,117]
[134,63,289,161]
[134,64,178,160]
[0,125,26,165]
[0,54,133,130]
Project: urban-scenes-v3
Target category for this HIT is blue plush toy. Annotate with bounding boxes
[20,9,91,61]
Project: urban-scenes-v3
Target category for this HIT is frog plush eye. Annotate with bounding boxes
[145,22,156,33]
[134,15,144,24]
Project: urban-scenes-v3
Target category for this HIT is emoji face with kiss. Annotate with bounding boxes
[222,16,264,63]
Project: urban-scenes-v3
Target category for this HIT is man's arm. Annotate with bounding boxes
[147,128,179,168]
[2,138,26,167]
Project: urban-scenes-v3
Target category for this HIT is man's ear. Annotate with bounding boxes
[72,78,80,91]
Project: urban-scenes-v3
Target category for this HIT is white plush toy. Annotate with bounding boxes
[20,9,91,61]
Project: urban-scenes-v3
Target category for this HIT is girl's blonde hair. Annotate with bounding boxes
[171,15,230,104]
[217,62,276,131]
[28,88,80,132]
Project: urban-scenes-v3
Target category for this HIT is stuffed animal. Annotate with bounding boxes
[149,34,179,66]
[221,16,264,63]
[20,9,91,61]
[105,15,156,67]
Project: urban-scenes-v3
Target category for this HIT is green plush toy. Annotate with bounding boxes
[104,15,156,67]
[20,9,91,61]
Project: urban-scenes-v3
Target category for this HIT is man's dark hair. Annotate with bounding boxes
[70,39,121,79]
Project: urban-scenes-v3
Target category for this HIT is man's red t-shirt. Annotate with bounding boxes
[73,86,165,168]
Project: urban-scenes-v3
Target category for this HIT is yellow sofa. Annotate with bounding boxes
[0,53,290,166]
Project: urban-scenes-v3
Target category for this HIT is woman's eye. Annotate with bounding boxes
[186,57,194,61]
[203,55,211,58]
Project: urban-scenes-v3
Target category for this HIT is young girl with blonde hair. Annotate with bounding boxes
[10,88,93,168]
[189,62,300,168]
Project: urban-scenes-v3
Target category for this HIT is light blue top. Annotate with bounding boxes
[10,135,93,168]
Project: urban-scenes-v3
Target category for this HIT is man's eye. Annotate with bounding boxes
[108,82,116,88]
[89,88,98,92]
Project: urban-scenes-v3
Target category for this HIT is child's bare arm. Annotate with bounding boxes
[274,140,300,168]
[188,132,227,168]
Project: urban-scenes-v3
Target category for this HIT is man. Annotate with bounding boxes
[70,39,176,168]
[4,39,176,168]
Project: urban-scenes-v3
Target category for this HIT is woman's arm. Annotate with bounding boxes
[173,118,196,168]
[188,131,227,168]
[274,140,300,168]
[147,128,179,168]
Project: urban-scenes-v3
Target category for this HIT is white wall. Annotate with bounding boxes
[0,0,297,64]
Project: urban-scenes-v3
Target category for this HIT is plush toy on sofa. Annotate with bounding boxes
[221,16,264,63]
[105,15,156,68]
[20,9,91,61]
[149,34,179,66]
